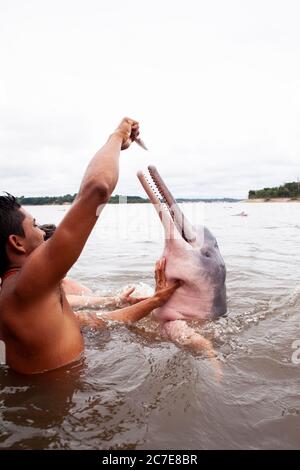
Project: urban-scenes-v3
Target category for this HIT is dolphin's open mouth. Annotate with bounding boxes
[137,166,227,319]
[137,166,196,243]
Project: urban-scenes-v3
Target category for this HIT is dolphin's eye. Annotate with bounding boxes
[201,248,211,258]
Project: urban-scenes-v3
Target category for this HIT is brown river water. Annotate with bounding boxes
[0,203,299,449]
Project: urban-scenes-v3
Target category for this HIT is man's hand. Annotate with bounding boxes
[153,257,180,307]
[98,257,179,324]
[117,258,179,308]
[114,117,140,150]
[117,287,148,306]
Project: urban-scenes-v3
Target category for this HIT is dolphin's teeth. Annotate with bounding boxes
[147,181,163,202]
[147,167,171,207]
[153,180,166,200]
[148,169,175,220]
[148,166,167,201]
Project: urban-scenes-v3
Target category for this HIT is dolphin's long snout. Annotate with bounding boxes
[137,170,175,236]
[137,165,196,243]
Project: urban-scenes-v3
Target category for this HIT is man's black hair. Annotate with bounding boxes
[0,193,25,277]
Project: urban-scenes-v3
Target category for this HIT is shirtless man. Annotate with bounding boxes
[0,118,179,374]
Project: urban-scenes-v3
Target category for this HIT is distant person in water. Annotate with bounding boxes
[40,223,146,308]
[0,117,180,374]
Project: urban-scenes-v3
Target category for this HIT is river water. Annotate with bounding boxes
[0,202,299,449]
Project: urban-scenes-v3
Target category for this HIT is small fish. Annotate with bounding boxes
[133,136,148,151]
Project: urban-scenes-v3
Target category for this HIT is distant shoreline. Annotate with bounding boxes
[17,196,242,206]
[244,198,300,203]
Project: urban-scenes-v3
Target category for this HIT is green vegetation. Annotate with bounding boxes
[248,182,300,200]
[16,194,149,205]
[17,194,76,205]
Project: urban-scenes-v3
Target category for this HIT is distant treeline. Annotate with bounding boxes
[16,194,148,205]
[248,182,300,199]
[16,194,241,205]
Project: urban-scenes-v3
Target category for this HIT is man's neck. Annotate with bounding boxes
[6,254,27,271]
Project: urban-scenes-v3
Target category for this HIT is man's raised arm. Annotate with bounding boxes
[15,118,140,298]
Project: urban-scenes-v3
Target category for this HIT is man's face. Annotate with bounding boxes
[20,208,45,254]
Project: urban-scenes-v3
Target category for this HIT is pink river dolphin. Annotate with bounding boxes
[137,166,227,361]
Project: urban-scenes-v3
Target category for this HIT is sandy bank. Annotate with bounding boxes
[243,198,300,203]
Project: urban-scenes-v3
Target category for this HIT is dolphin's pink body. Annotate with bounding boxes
[137,166,227,355]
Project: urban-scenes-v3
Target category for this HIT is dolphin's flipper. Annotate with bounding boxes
[160,320,222,380]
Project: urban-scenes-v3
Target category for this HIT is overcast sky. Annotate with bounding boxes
[0,0,299,198]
